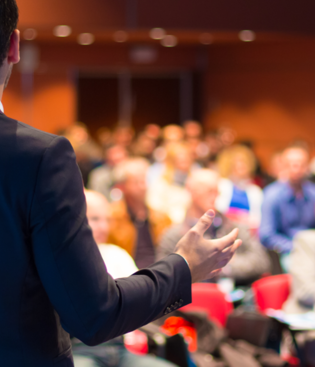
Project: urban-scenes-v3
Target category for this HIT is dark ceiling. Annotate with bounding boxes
[17,0,315,35]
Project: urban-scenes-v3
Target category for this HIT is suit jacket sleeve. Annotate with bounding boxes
[30,136,191,346]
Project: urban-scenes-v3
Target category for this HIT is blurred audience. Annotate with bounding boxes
[183,120,210,166]
[84,189,138,277]
[62,123,102,186]
[72,189,176,367]
[157,169,270,286]
[162,124,184,144]
[284,230,315,314]
[147,142,196,224]
[259,144,315,266]
[112,125,135,150]
[88,144,128,201]
[107,158,172,268]
[215,145,263,228]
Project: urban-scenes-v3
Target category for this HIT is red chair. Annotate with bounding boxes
[180,283,233,327]
[252,274,291,312]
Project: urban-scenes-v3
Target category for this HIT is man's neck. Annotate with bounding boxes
[289,179,304,196]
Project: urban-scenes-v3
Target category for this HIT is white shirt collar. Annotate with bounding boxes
[0,102,4,113]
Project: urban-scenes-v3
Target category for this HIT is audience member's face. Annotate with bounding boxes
[123,171,147,203]
[190,180,219,214]
[184,122,201,139]
[106,146,127,167]
[174,150,193,173]
[114,127,134,147]
[231,155,251,180]
[283,148,309,184]
[86,196,110,244]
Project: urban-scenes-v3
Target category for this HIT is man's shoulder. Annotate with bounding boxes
[303,180,315,197]
[263,180,287,197]
[1,114,60,151]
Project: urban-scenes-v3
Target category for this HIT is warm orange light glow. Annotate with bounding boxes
[161,35,178,47]
[149,28,166,40]
[239,30,255,42]
[113,31,128,43]
[53,25,72,38]
[23,28,37,41]
[78,33,95,45]
[199,33,213,45]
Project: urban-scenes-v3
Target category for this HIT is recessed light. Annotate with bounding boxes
[199,33,213,45]
[23,28,37,41]
[149,28,166,40]
[113,31,128,43]
[239,30,255,42]
[78,33,95,45]
[53,25,72,38]
[161,35,178,47]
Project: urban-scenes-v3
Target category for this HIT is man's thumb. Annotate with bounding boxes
[192,209,215,236]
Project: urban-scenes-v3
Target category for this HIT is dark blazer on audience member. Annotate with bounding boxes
[0,113,191,367]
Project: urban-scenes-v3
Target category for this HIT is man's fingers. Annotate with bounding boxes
[192,209,215,236]
[221,239,242,254]
[212,228,239,251]
[219,239,242,267]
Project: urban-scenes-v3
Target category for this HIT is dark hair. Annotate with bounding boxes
[0,0,18,67]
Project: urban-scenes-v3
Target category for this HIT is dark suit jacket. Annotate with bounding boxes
[0,113,191,367]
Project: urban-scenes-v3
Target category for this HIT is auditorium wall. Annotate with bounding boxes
[3,38,315,168]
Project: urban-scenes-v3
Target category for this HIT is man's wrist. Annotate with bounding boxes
[175,253,190,269]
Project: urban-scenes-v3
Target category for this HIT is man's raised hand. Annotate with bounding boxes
[175,209,242,283]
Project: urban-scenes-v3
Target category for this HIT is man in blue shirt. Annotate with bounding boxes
[259,145,315,261]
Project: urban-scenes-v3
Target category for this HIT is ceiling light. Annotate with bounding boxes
[23,28,37,41]
[78,33,95,45]
[199,33,213,45]
[239,30,255,42]
[113,31,128,43]
[161,35,178,47]
[53,25,72,38]
[149,28,166,40]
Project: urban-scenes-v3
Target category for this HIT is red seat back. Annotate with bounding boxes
[180,283,233,327]
[252,274,291,312]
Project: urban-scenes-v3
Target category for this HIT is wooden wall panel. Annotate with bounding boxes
[204,41,315,169]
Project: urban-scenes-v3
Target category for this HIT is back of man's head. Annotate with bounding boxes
[0,0,18,67]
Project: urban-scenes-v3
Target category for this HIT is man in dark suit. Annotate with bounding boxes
[0,2,241,366]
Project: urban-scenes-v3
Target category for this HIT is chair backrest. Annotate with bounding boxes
[180,283,233,327]
[252,274,291,312]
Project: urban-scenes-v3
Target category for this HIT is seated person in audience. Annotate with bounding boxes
[215,144,263,229]
[284,230,315,314]
[73,190,176,367]
[62,123,103,186]
[88,144,128,201]
[107,158,172,269]
[259,144,315,270]
[147,142,197,224]
[157,169,270,286]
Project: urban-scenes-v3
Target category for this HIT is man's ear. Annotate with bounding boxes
[7,30,20,64]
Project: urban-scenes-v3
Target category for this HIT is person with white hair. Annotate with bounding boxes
[157,169,270,286]
[108,158,172,268]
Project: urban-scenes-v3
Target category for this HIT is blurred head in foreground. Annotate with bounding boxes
[85,189,111,244]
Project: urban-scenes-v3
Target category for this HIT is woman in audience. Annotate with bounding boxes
[215,144,263,229]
